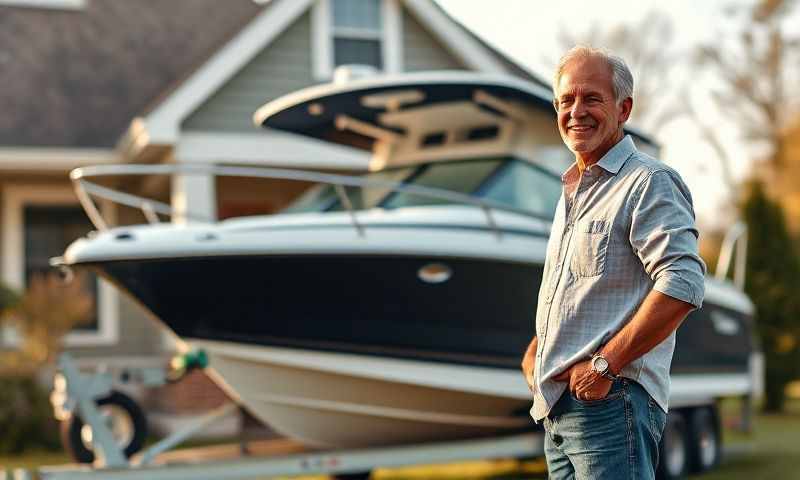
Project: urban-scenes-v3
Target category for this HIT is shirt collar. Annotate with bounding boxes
[560,135,636,185]
[595,135,636,175]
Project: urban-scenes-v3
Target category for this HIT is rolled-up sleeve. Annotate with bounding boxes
[629,169,706,308]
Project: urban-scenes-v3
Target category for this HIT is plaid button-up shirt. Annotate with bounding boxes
[530,135,706,421]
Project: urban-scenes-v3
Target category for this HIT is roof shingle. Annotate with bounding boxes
[0,0,262,147]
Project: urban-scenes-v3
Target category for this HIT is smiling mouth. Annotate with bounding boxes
[568,125,594,132]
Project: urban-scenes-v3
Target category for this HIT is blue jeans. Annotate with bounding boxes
[542,378,667,480]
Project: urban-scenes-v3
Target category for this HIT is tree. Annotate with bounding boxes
[690,1,800,412]
[691,0,800,194]
[741,180,800,412]
[771,119,800,235]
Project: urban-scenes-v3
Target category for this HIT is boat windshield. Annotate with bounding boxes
[282,157,563,219]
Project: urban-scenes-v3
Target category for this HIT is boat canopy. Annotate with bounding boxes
[253,71,657,155]
[253,72,554,150]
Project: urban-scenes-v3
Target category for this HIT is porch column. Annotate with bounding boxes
[171,171,216,225]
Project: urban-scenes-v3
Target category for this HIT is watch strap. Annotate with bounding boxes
[599,369,619,381]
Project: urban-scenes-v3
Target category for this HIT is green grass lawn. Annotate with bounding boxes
[3,403,800,479]
[372,401,800,480]
[0,449,71,472]
[695,403,800,480]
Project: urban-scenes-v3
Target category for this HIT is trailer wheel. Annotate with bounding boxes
[61,390,148,464]
[657,412,689,480]
[687,407,721,473]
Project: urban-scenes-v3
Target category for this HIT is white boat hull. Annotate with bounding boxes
[190,339,532,448]
[187,339,757,448]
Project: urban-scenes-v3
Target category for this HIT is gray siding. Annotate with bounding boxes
[402,8,467,72]
[184,12,317,132]
[185,7,472,133]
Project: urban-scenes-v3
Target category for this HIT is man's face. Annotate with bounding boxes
[554,56,632,163]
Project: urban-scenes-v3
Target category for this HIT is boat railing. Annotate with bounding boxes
[69,163,550,238]
[715,221,748,290]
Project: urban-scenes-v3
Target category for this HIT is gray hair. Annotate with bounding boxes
[552,46,634,105]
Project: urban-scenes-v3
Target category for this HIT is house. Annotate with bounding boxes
[0,0,548,434]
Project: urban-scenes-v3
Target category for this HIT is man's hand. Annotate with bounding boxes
[521,337,538,391]
[553,360,613,402]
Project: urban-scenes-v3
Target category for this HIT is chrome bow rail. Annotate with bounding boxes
[70,163,550,238]
[715,221,748,290]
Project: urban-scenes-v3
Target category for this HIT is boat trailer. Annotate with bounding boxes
[4,353,544,480]
[15,433,544,480]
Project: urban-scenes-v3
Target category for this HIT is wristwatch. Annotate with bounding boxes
[590,353,619,381]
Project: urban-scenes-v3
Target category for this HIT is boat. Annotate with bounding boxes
[59,71,756,449]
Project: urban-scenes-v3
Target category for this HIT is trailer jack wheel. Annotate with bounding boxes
[61,390,148,464]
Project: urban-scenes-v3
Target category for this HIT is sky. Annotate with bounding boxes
[435,0,762,229]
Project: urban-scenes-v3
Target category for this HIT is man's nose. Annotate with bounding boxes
[570,98,588,117]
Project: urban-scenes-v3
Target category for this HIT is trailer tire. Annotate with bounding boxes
[657,411,689,480]
[686,406,721,473]
[61,390,148,464]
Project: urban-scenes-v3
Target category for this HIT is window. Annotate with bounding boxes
[24,206,98,331]
[332,0,383,69]
[312,0,401,79]
[382,159,503,209]
[281,157,563,218]
[480,160,563,218]
[2,185,118,347]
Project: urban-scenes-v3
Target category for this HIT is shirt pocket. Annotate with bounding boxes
[571,219,611,277]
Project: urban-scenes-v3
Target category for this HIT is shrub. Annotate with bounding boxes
[5,271,94,365]
[0,375,61,453]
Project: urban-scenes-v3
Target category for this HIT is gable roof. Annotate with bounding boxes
[1,0,551,151]
[0,0,262,148]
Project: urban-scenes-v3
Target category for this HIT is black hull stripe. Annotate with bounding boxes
[84,254,754,377]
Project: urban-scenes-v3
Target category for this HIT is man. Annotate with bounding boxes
[520,46,706,479]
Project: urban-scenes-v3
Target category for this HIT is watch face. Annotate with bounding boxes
[593,357,609,372]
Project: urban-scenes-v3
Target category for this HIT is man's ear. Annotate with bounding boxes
[618,97,633,124]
